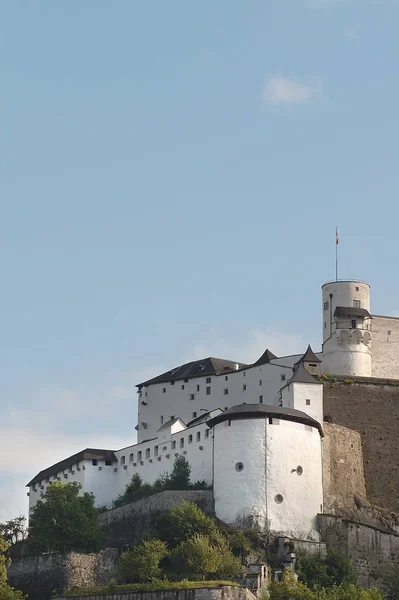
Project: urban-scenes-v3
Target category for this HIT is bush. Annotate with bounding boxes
[155,501,219,548]
[117,539,169,583]
[61,580,240,597]
[298,549,356,590]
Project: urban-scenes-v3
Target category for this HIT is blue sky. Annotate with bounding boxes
[1,0,399,519]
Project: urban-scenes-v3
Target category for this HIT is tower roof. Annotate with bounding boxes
[283,363,321,388]
[207,403,323,435]
[252,348,278,367]
[295,344,321,365]
[334,306,372,319]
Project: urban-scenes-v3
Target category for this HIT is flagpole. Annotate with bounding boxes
[335,227,338,282]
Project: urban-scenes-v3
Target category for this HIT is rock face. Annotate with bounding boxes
[53,586,257,600]
[7,548,118,600]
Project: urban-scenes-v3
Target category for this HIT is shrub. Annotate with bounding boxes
[117,539,169,583]
[155,501,218,548]
[298,549,356,590]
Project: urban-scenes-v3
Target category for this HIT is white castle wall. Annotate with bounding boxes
[281,381,323,425]
[137,354,312,443]
[371,316,399,379]
[212,416,323,540]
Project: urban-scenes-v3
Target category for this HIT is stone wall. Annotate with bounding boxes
[323,377,399,511]
[319,510,399,592]
[54,585,256,600]
[99,489,213,550]
[322,422,366,513]
[8,549,118,600]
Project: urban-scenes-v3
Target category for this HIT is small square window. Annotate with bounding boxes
[92,459,98,466]
[162,388,166,394]
[184,379,189,383]
[170,415,175,420]
[224,388,228,395]
[170,381,175,386]
[243,384,247,391]
[105,460,112,466]
[189,394,195,400]
[181,384,185,390]
[206,386,211,395]
[206,377,211,384]
[196,384,200,392]
[324,301,329,311]
[259,395,263,404]
[306,399,311,406]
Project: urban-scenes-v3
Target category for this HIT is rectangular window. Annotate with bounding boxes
[324,321,326,329]
[170,415,175,420]
[324,301,329,311]
[196,384,200,392]
[388,330,392,336]
[225,375,228,381]
[205,429,209,438]
[189,394,195,400]
[171,441,176,450]
[243,371,246,377]
[180,438,184,448]
[306,399,311,406]
[181,384,185,390]
[259,380,262,386]
[92,459,98,466]
[243,384,246,391]
[192,412,197,418]
[162,388,166,393]
[145,448,150,459]
[184,379,189,383]
[154,446,159,457]
[259,395,263,404]
[351,319,357,329]
[206,386,211,395]
[353,300,361,308]
[129,453,134,462]
[206,377,211,384]
[196,432,201,442]
[224,388,228,395]
[281,374,286,381]
[105,460,112,466]
[138,451,142,461]
[188,434,193,444]
[170,381,175,386]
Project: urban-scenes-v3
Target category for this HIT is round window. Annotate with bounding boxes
[296,466,303,476]
[274,494,284,504]
[235,462,244,472]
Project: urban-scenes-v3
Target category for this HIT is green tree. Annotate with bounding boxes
[28,482,103,553]
[155,501,218,548]
[0,537,25,600]
[117,539,169,583]
[298,549,357,590]
[171,534,221,580]
[321,584,383,600]
[169,456,191,489]
[0,518,27,547]
[269,569,315,600]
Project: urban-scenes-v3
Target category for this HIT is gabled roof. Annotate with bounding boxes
[186,408,223,428]
[27,448,117,487]
[295,344,321,365]
[283,363,320,388]
[207,403,323,435]
[157,417,186,432]
[137,357,247,389]
[252,349,278,367]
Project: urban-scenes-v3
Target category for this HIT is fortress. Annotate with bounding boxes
[27,279,399,543]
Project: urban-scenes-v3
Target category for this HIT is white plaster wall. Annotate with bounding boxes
[371,316,399,379]
[213,418,267,529]
[137,354,312,443]
[29,460,86,514]
[322,342,371,377]
[266,419,323,541]
[282,382,323,425]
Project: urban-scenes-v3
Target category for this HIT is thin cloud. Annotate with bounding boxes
[263,75,322,106]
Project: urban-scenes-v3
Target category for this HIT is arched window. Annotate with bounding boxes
[120,456,125,465]
[129,453,134,462]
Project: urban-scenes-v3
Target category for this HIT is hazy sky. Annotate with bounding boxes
[1,0,399,520]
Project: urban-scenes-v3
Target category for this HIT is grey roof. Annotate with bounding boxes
[157,417,185,432]
[27,448,117,487]
[284,363,320,388]
[137,357,248,389]
[334,306,372,319]
[252,349,278,367]
[295,344,321,365]
[207,403,323,435]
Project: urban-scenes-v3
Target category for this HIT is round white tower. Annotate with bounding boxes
[322,280,372,376]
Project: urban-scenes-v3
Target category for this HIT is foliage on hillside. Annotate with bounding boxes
[61,580,240,597]
[28,482,104,553]
[113,456,209,507]
[0,537,25,600]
